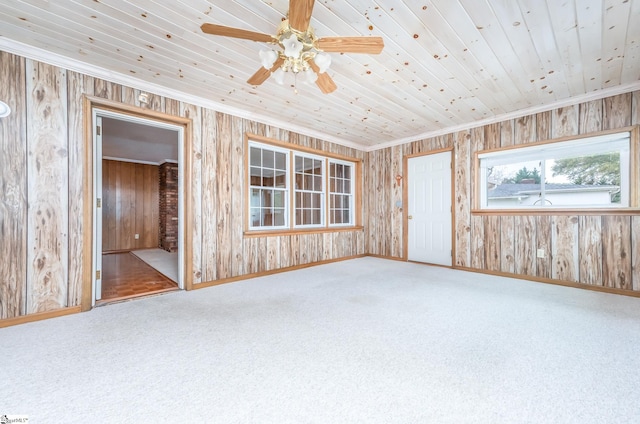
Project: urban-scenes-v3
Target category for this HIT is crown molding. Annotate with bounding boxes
[0,37,365,151]
[1,36,638,154]
[369,81,640,152]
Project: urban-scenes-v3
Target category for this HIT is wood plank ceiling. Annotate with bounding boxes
[0,0,638,149]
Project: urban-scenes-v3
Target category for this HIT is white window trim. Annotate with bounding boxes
[293,151,326,229]
[248,141,290,230]
[328,158,356,227]
[247,139,358,231]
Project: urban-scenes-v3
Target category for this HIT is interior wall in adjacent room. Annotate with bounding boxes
[102,159,159,252]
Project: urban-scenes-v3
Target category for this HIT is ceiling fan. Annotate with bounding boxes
[200,0,384,94]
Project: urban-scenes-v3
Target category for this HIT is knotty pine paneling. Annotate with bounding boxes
[0,52,27,319]
[26,60,69,314]
[215,112,232,280]
[536,111,553,141]
[0,50,365,324]
[201,108,217,282]
[551,216,579,282]
[391,145,403,258]
[66,71,85,307]
[231,116,245,277]
[454,131,470,267]
[182,102,203,284]
[602,216,632,290]
[579,216,603,286]
[515,114,536,144]
[551,106,578,138]
[514,215,537,277]
[470,127,485,270]
[364,89,640,295]
[579,99,603,133]
[604,93,632,129]
[500,216,515,274]
[536,216,552,280]
[2,46,638,325]
[632,216,640,291]
[101,160,159,251]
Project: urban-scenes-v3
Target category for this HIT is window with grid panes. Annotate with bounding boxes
[248,144,288,229]
[294,154,325,227]
[329,160,353,225]
[247,139,358,231]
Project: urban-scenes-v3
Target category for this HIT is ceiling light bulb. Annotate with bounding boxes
[314,52,331,73]
[273,68,285,85]
[282,34,303,58]
[0,100,10,118]
[259,49,278,69]
[305,68,317,84]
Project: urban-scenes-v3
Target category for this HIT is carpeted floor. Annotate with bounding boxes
[2,257,640,423]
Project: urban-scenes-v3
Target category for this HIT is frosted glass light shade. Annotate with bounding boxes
[305,68,317,84]
[314,52,331,73]
[273,68,285,85]
[282,34,303,58]
[259,50,278,69]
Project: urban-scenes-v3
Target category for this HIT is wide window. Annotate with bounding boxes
[476,129,636,210]
[248,138,358,231]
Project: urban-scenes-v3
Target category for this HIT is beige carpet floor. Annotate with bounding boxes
[2,257,640,423]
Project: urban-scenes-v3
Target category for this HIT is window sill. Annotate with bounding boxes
[244,225,364,238]
[471,208,640,216]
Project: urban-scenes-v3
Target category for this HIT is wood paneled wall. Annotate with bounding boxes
[366,90,640,294]
[2,45,636,324]
[0,50,365,322]
[102,160,159,251]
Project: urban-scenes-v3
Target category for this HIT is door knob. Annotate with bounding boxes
[408,215,413,219]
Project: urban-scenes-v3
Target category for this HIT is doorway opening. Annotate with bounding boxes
[83,98,192,309]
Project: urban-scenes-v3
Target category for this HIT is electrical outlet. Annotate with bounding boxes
[536,248,545,258]
[134,234,140,240]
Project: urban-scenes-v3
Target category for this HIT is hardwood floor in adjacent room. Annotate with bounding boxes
[99,252,178,304]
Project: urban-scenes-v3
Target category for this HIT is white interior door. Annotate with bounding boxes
[93,114,103,302]
[407,151,452,265]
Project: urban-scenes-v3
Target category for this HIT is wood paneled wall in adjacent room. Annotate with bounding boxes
[102,160,159,252]
[365,90,640,295]
[0,50,365,323]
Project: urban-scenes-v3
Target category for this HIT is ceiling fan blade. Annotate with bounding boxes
[317,37,384,54]
[201,23,274,43]
[247,57,285,86]
[289,0,315,32]
[308,59,337,94]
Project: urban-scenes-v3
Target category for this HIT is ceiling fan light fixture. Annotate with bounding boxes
[304,67,317,84]
[314,52,331,73]
[273,67,286,85]
[259,49,278,69]
[282,34,304,58]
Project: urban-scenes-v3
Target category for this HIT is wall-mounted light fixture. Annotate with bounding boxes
[0,100,11,118]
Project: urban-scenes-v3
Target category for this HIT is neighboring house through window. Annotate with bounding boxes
[476,129,637,210]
